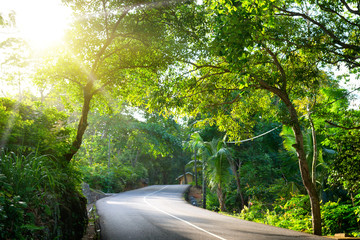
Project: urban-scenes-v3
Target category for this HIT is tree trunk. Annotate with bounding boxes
[194,149,198,187]
[217,184,226,212]
[202,160,207,209]
[309,114,318,187]
[64,83,93,162]
[259,80,322,235]
[229,158,245,210]
[285,96,322,235]
[62,9,129,163]
[183,165,187,184]
[202,176,207,209]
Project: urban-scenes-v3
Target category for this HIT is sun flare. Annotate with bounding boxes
[1,0,71,51]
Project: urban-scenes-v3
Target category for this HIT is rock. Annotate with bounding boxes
[82,182,109,204]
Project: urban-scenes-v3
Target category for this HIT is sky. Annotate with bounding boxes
[334,65,360,109]
[0,0,72,97]
[0,0,71,50]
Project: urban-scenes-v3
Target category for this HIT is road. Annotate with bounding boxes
[96,185,327,240]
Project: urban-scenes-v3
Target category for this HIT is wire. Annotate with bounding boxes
[227,125,282,144]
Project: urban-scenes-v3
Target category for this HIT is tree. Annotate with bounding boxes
[36,0,198,162]
[329,129,360,194]
[74,103,187,188]
[186,132,204,187]
[145,1,343,234]
[200,137,231,212]
[269,0,360,70]
[225,142,245,211]
[307,87,360,195]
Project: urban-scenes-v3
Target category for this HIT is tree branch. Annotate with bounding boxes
[340,0,360,15]
[181,87,242,100]
[325,120,360,130]
[92,8,130,74]
[318,3,360,28]
[183,60,229,71]
[262,46,287,90]
[92,80,113,96]
[57,75,83,87]
[275,6,360,52]
[205,93,242,107]
[102,0,110,38]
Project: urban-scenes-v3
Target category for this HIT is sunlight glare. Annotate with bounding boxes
[1,0,71,51]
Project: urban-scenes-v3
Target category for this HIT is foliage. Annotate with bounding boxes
[80,162,147,193]
[0,151,87,239]
[205,187,220,211]
[270,0,360,69]
[146,0,350,234]
[233,195,312,232]
[0,98,86,239]
[327,129,360,193]
[272,195,313,233]
[233,194,360,236]
[230,122,301,206]
[75,107,186,190]
[322,194,360,236]
[204,137,232,211]
[35,0,200,162]
[0,97,73,159]
[1,0,360,238]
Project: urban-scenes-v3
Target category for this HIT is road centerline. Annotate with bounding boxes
[143,186,227,240]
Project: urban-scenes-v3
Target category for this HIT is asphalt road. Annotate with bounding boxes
[96,185,327,240]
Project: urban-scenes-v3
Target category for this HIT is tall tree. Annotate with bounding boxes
[186,132,205,187]
[200,137,232,212]
[145,1,341,235]
[37,0,197,162]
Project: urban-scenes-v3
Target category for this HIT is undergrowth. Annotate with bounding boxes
[0,151,87,239]
[223,194,360,236]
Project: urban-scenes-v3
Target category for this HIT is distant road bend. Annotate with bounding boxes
[96,185,327,240]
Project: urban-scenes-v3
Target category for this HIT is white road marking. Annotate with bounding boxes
[106,201,137,205]
[143,186,227,240]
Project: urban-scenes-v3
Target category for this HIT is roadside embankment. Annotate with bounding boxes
[82,183,112,240]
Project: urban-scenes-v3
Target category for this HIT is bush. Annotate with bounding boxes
[0,151,87,239]
[322,195,360,236]
[206,189,220,211]
[238,199,268,222]
[0,98,73,158]
[272,195,312,233]
[226,193,360,236]
[233,195,312,233]
[80,162,148,193]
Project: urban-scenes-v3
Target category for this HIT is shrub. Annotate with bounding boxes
[238,199,267,222]
[233,195,312,233]
[0,98,73,158]
[80,162,148,193]
[322,194,360,236]
[272,195,312,233]
[206,188,220,211]
[0,151,87,239]
[227,193,360,236]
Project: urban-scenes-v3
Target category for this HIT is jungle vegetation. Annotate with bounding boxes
[0,0,359,238]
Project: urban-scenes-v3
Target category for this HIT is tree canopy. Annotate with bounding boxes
[0,0,359,238]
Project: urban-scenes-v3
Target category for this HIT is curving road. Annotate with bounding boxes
[96,185,327,240]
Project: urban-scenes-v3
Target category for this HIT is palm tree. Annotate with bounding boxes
[202,138,232,212]
[188,133,245,212]
[280,125,333,195]
[186,132,204,187]
[187,132,206,207]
